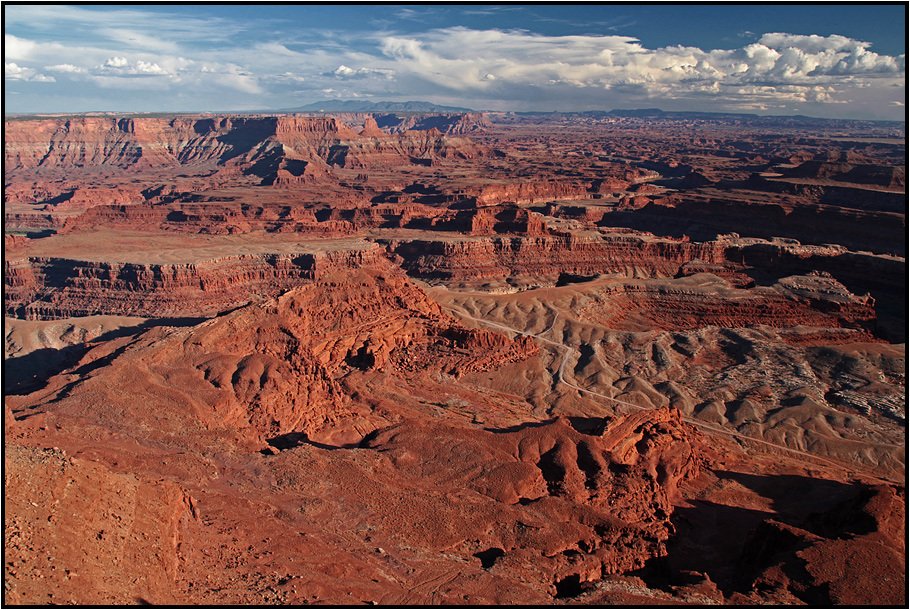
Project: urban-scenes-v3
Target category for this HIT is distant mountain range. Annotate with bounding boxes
[287,100,474,113]
[612,109,906,126]
[512,108,904,127]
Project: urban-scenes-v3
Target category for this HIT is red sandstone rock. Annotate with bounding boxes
[732,485,906,605]
[3,110,905,605]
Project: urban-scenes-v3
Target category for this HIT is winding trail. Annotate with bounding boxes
[441,303,904,485]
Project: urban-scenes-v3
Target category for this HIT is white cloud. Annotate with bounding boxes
[135,60,168,75]
[366,27,904,112]
[4,4,244,46]
[758,32,864,54]
[4,34,37,60]
[104,57,130,69]
[823,47,904,75]
[325,64,394,80]
[332,65,357,77]
[5,62,55,82]
[255,42,302,57]
[5,62,30,79]
[98,28,180,53]
[45,63,87,73]
[3,7,904,119]
[96,57,174,77]
[216,71,263,94]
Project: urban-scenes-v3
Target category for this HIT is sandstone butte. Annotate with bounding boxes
[3,111,906,606]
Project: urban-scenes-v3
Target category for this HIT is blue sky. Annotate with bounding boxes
[4,3,906,120]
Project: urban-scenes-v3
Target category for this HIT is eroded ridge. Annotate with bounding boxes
[4,110,905,605]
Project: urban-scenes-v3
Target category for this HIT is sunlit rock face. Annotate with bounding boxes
[4,110,904,605]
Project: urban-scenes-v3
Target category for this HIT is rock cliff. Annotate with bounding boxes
[4,110,904,606]
[5,245,386,319]
[4,115,487,191]
[6,261,539,444]
[386,234,730,285]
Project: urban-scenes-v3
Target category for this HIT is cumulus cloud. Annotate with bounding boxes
[3,4,904,118]
[45,63,87,73]
[104,56,130,69]
[369,27,904,111]
[5,34,37,60]
[96,56,172,77]
[823,47,904,75]
[324,64,394,80]
[5,62,55,82]
[134,60,169,75]
[5,62,30,79]
[758,32,864,54]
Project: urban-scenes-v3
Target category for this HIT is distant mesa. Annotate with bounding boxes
[679,171,717,189]
[288,99,474,113]
[608,108,671,118]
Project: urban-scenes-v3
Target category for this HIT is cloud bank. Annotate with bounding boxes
[3,5,905,118]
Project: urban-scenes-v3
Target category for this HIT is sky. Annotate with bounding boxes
[4,3,907,120]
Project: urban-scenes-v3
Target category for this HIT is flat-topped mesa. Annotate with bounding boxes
[4,244,389,320]
[5,116,177,171]
[5,115,237,172]
[372,112,491,134]
[4,114,486,181]
[48,202,359,236]
[463,180,590,207]
[728,239,906,294]
[386,234,731,285]
[782,160,905,189]
[467,205,550,237]
[274,116,359,138]
[359,117,386,137]
[578,274,878,340]
[321,124,488,169]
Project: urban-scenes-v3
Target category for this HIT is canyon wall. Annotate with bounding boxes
[5,246,387,320]
[4,115,488,194]
[386,234,730,284]
[7,234,899,324]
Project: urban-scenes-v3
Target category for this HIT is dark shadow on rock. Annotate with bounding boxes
[553,573,587,599]
[651,471,864,598]
[485,418,557,435]
[474,547,504,570]
[566,416,609,435]
[215,118,278,164]
[4,316,207,396]
[711,470,862,522]
[652,498,775,594]
[266,431,363,452]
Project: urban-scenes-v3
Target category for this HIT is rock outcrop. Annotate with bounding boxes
[732,484,905,605]
[578,273,877,338]
[4,115,487,190]
[387,234,730,285]
[6,261,539,444]
[5,245,385,319]
[4,109,904,606]
[373,112,491,134]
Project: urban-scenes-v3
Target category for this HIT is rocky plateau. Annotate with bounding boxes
[4,110,906,605]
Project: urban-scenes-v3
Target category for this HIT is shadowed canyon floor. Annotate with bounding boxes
[4,111,906,605]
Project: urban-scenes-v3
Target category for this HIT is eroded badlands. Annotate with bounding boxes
[4,110,906,605]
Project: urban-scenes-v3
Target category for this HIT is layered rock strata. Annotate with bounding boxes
[5,245,386,319]
[6,261,538,444]
[4,116,484,175]
[385,234,729,285]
